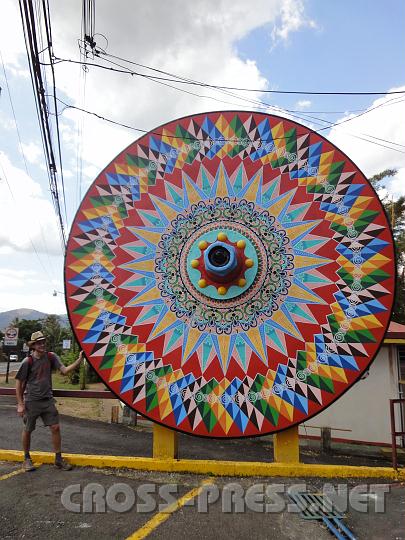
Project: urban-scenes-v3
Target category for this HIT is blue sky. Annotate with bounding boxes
[0,0,404,314]
[239,0,405,110]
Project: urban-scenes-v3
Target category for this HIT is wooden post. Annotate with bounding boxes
[273,425,300,463]
[321,427,331,454]
[153,423,178,459]
[111,405,119,423]
[129,410,138,426]
[79,360,87,390]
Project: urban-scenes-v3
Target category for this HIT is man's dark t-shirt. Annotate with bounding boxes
[15,353,63,402]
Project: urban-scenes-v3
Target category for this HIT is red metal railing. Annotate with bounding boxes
[0,387,116,399]
[390,398,405,469]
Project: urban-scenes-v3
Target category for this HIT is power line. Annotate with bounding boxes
[74,49,274,112]
[52,97,405,155]
[0,51,30,175]
[60,50,405,96]
[94,48,405,120]
[93,52,405,151]
[0,48,59,279]
[49,54,405,153]
[41,0,68,225]
[76,42,379,116]
[0,156,56,281]
[19,0,67,249]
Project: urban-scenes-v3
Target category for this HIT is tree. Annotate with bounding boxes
[13,319,42,344]
[369,169,405,324]
[9,319,42,357]
[41,315,70,356]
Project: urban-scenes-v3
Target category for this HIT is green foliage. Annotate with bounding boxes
[86,362,102,384]
[41,315,70,355]
[12,318,43,343]
[60,350,80,385]
[369,169,397,196]
[369,169,405,324]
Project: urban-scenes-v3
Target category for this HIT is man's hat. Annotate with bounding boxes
[28,331,46,347]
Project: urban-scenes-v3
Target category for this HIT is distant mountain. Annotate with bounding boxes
[0,309,69,330]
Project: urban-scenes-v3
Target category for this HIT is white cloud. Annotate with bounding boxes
[0,251,65,313]
[0,288,66,314]
[0,0,318,314]
[296,99,312,109]
[1,0,318,186]
[388,168,405,199]
[272,0,316,43]
[328,88,405,197]
[46,0,314,171]
[0,257,66,313]
[21,142,43,164]
[0,0,27,67]
[0,112,15,131]
[0,151,63,255]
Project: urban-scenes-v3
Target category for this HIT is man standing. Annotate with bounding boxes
[15,331,84,472]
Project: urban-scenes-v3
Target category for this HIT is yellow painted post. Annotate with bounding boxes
[153,423,179,459]
[273,425,300,463]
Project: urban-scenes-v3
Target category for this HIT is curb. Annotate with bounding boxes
[0,449,404,479]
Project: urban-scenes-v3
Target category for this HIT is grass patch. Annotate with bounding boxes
[1,366,112,422]
[56,397,102,421]
[0,369,80,389]
[52,372,81,390]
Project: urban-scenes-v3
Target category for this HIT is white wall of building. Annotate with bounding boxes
[298,345,402,446]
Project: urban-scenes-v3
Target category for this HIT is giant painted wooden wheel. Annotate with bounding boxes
[65,111,395,438]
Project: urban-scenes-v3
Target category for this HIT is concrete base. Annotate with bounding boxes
[153,423,179,459]
[273,426,300,463]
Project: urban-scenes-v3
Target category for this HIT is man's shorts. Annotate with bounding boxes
[23,398,59,432]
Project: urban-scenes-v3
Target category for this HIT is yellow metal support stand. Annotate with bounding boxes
[153,423,179,459]
[273,425,300,463]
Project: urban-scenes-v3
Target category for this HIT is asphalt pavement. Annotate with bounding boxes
[0,461,404,540]
[0,395,405,539]
[0,395,396,466]
[0,362,22,375]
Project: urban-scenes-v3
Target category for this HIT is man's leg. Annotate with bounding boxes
[43,400,72,470]
[22,406,36,472]
[50,424,72,470]
[22,429,31,455]
[50,423,61,453]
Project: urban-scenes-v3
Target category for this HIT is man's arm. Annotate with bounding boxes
[59,351,84,375]
[15,360,29,417]
[16,379,25,416]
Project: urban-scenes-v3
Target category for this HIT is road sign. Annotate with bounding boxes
[4,327,19,347]
[62,339,71,350]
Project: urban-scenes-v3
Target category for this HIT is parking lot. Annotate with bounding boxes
[1,391,404,539]
[0,460,404,540]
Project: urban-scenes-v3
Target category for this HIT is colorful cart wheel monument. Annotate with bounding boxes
[65,112,395,460]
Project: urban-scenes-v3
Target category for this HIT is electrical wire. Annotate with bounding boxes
[93,47,401,116]
[0,49,59,280]
[41,0,68,225]
[49,54,405,153]
[0,156,56,281]
[58,49,405,96]
[51,96,405,156]
[18,0,67,249]
[75,0,93,208]
[93,52,405,150]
